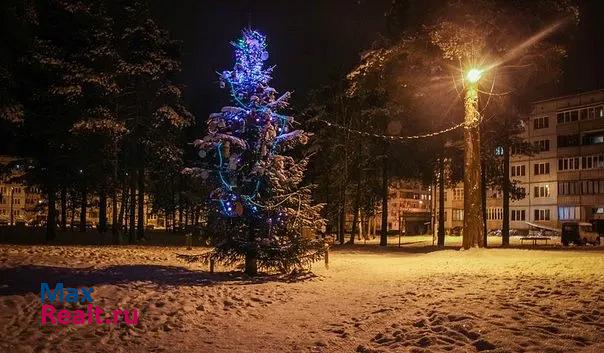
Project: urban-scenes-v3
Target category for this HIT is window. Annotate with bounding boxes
[558,181,581,195]
[559,206,580,221]
[511,144,527,155]
[557,107,603,124]
[559,180,604,195]
[487,208,503,220]
[583,106,604,120]
[534,209,551,221]
[511,165,526,177]
[534,139,550,152]
[581,154,604,170]
[558,157,580,171]
[533,116,549,129]
[452,209,464,221]
[581,131,604,145]
[511,209,526,221]
[558,134,580,147]
[580,180,604,195]
[534,163,550,175]
[533,185,550,198]
[453,188,463,201]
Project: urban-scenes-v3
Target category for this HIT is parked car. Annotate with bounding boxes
[487,229,502,237]
[450,226,462,236]
[561,222,601,246]
[487,229,520,237]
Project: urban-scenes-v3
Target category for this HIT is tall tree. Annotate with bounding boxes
[191,30,325,275]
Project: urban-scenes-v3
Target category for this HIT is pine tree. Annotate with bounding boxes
[191,30,325,275]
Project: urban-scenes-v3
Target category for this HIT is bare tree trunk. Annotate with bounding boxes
[437,157,446,247]
[128,175,136,243]
[349,208,358,244]
[112,190,119,244]
[79,186,87,233]
[98,187,107,234]
[172,209,177,233]
[178,201,183,231]
[481,159,488,247]
[60,186,67,231]
[338,196,346,244]
[46,180,57,241]
[111,138,119,243]
[118,184,127,237]
[380,150,389,247]
[502,118,511,246]
[70,201,75,232]
[348,180,361,244]
[462,85,485,249]
[360,212,366,240]
[136,166,145,240]
[245,221,258,276]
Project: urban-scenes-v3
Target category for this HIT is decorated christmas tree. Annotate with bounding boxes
[191,29,325,275]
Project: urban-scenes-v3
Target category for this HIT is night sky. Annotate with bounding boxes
[151,0,603,124]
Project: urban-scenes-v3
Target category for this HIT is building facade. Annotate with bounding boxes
[435,89,604,232]
[343,179,432,236]
[0,156,46,225]
[0,155,172,229]
[381,179,431,234]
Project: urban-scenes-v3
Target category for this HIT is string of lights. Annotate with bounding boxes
[316,119,467,141]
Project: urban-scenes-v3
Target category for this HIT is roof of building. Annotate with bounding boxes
[531,88,604,105]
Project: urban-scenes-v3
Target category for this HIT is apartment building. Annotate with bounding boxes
[0,156,46,225]
[435,89,604,232]
[379,179,431,234]
[433,183,504,232]
[343,179,432,235]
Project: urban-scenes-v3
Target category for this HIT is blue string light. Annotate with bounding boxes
[206,29,290,217]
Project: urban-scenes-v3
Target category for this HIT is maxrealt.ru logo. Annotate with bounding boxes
[40,283,139,325]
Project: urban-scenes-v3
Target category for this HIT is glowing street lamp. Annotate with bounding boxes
[466,68,482,84]
[462,67,485,249]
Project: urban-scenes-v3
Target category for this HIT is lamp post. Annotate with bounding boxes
[462,68,485,249]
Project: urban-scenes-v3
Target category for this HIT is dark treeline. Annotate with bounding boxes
[1,0,580,247]
[0,0,196,242]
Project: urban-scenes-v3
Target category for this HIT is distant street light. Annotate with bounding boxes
[462,67,485,249]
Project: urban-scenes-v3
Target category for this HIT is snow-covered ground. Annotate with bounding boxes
[0,244,602,353]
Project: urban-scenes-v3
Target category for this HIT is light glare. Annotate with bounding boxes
[466,68,482,83]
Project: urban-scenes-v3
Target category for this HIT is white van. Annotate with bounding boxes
[561,222,601,246]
